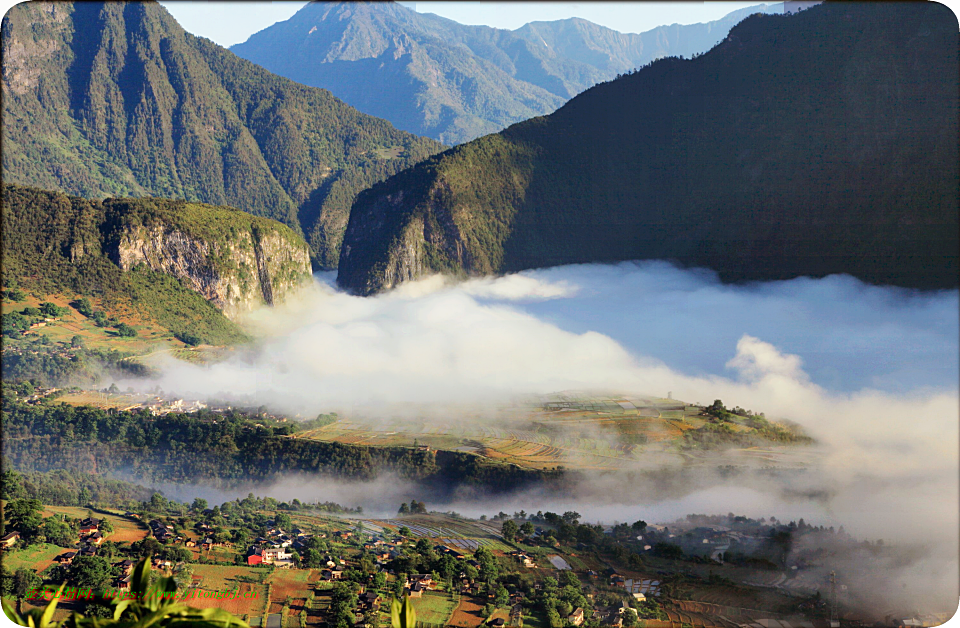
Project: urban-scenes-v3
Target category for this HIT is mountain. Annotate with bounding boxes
[1,1,444,268]
[231,1,782,145]
[336,2,959,295]
[2,184,312,344]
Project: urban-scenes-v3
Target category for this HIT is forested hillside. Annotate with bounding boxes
[337,2,959,294]
[1,1,443,267]
[2,400,562,495]
[2,184,311,345]
[231,1,781,144]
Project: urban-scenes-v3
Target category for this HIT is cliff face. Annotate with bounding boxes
[337,2,959,295]
[114,223,311,319]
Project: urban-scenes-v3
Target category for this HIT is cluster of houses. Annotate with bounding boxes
[53,517,106,565]
[508,550,537,568]
[246,522,310,568]
[401,574,436,598]
[567,602,637,628]
[149,519,180,544]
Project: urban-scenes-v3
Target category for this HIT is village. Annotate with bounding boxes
[3,494,950,628]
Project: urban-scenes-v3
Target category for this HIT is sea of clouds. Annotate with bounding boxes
[139,261,958,609]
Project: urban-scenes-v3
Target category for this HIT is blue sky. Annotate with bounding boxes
[158,1,777,48]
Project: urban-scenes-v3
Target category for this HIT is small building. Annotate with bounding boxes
[247,547,264,566]
[510,604,524,627]
[55,551,77,565]
[360,592,381,609]
[407,582,426,598]
[568,608,585,627]
[0,531,20,549]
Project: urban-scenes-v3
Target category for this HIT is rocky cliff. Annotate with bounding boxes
[104,198,312,319]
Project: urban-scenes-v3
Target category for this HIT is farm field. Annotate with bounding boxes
[41,506,149,543]
[183,583,266,617]
[1,543,64,572]
[368,514,511,552]
[409,590,457,624]
[448,595,485,628]
[1,292,174,352]
[292,394,812,471]
[191,564,269,591]
[265,569,314,601]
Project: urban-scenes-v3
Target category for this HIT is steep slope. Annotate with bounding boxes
[1,1,443,268]
[2,184,312,341]
[337,2,959,294]
[231,1,781,145]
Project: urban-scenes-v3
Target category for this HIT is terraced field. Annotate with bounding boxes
[360,514,510,551]
[293,394,810,471]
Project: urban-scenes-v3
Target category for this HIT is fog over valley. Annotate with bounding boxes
[133,263,957,566]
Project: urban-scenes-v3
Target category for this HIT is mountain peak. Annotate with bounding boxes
[2,0,443,268]
[232,2,785,144]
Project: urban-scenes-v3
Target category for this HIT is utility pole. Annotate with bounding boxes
[829,570,839,628]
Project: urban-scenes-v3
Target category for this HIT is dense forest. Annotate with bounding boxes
[337,2,959,294]
[0,400,565,496]
[0,468,156,509]
[1,1,444,267]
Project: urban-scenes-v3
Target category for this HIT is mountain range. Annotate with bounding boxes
[1,0,443,268]
[231,1,784,144]
[336,1,959,294]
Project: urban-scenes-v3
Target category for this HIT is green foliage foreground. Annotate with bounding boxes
[2,560,247,628]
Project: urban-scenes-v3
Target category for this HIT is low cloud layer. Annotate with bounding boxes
[139,262,957,610]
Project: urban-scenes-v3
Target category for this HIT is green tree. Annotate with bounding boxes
[494,584,509,607]
[39,302,64,318]
[41,518,75,547]
[191,498,208,512]
[5,498,43,540]
[12,568,42,600]
[69,556,113,591]
[501,519,518,542]
[74,298,94,317]
[275,512,293,531]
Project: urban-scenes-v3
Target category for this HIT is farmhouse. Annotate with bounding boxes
[359,592,381,610]
[79,518,101,535]
[406,581,427,598]
[409,574,434,589]
[55,551,77,564]
[0,531,20,548]
[568,608,585,627]
[247,548,264,566]
[510,603,524,627]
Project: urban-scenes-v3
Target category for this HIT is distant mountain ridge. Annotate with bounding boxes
[231,1,783,144]
[336,2,959,294]
[1,0,444,268]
